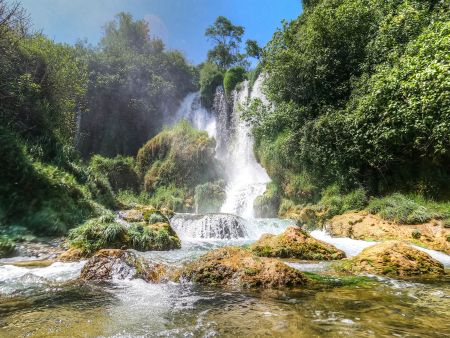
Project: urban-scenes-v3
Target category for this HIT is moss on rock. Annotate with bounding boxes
[251,226,346,260]
[253,182,280,218]
[0,236,15,258]
[338,241,444,278]
[136,121,222,211]
[67,211,180,255]
[194,181,226,213]
[178,246,309,289]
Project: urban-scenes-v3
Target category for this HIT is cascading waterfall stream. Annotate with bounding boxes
[218,79,271,218]
[171,76,271,229]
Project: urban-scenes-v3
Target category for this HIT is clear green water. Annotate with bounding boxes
[0,230,449,337]
[0,275,449,337]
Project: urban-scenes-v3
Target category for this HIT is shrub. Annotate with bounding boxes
[367,194,439,224]
[199,62,224,109]
[0,128,100,235]
[411,229,421,239]
[253,182,280,218]
[89,155,141,193]
[223,66,246,97]
[319,185,367,219]
[0,236,15,258]
[136,121,222,211]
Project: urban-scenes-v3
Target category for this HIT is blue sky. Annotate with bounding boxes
[17,0,301,64]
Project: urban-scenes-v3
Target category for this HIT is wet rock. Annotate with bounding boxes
[80,249,166,282]
[178,247,308,289]
[339,241,444,277]
[251,226,346,260]
[326,211,450,254]
[58,248,85,262]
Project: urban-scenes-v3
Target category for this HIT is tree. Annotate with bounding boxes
[205,16,245,70]
[78,12,196,157]
[245,39,262,59]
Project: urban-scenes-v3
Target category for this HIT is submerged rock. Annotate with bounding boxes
[251,226,346,260]
[178,246,308,288]
[339,241,444,277]
[80,249,166,282]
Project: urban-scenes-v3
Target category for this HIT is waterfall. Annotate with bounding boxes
[170,92,216,137]
[170,213,248,240]
[171,76,271,219]
[217,79,271,218]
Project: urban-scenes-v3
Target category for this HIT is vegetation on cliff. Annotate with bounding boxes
[244,0,450,220]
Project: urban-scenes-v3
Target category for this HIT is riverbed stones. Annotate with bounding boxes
[178,246,308,288]
[80,249,166,282]
[251,226,346,260]
[339,241,444,277]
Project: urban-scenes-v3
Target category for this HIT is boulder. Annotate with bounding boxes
[58,248,85,262]
[251,226,346,260]
[326,211,450,254]
[178,247,308,289]
[339,241,444,277]
[80,249,166,282]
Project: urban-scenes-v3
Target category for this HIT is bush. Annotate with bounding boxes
[253,182,280,218]
[194,180,226,213]
[367,194,439,224]
[0,128,100,235]
[199,62,224,109]
[89,155,141,193]
[319,185,367,219]
[223,66,246,97]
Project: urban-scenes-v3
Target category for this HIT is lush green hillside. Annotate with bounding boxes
[245,0,450,211]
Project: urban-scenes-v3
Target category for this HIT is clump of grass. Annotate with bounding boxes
[366,193,442,224]
[89,155,140,193]
[68,212,180,255]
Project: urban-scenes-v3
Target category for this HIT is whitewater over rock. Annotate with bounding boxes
[170,213,248,240]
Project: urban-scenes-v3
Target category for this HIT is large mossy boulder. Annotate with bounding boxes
[136,121,222,212]
[251,226,345,260]
[178,247,308,289]
[80,249,166,282]
[67,212,180,256]
[194,181,226,213]
[339,241,444,278]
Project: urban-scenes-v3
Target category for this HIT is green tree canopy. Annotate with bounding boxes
[205,16,245,70]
